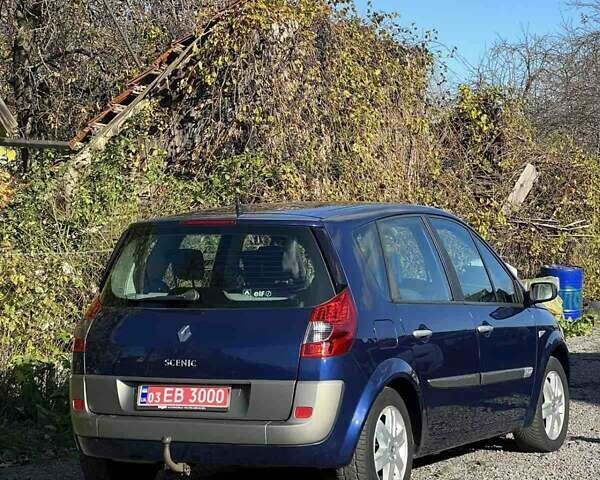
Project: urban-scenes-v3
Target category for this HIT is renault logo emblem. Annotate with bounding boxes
[178,325,192,343]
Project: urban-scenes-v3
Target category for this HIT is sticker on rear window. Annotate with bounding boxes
[224,291,285,301]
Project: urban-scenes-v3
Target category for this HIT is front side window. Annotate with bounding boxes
[429,218,495,303]
[103,224,334,309]
[474,237,520,304]
[378,216,452,302]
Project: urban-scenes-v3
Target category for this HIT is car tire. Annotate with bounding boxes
[337,387,414,480]
[514,356,569,453]
[80,453,160,480]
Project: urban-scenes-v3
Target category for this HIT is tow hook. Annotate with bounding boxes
[162,436,191,476]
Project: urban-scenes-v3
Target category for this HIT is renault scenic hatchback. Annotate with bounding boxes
[71,203,570,480]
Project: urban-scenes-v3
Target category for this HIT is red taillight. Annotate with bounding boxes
[180,218,236,227]
[73,294,101,353]
[84,294,102,321]
[72,399,85,412]
[294,406,313,419]
[301,289,357,358]
[72,337,86,353]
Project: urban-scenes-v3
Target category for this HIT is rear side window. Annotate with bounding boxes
[474,237,520,304]
[429,218,495,303]
[378,216,452,302]
[354,222,388,294]
[103,224,334,309]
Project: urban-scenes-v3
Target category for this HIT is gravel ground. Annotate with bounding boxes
[2,330,599,480]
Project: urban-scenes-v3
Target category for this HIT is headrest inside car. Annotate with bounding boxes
[242,245,287,285]
[170,248,205,282]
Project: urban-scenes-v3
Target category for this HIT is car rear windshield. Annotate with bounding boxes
[101,223,335,309]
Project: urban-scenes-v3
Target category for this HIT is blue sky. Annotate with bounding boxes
[354,1,581,82]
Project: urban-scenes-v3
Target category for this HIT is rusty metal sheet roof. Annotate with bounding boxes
[68,34,199,151]
[68,0,247,156]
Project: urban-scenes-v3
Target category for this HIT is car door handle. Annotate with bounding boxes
[477,324,494,335]
[412,329,433,339]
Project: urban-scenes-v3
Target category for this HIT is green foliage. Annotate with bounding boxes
[0,355,70,420]
[206,152,279,204]
[0,355,72,464]
[559,313,597,338]
[456,84,503,155]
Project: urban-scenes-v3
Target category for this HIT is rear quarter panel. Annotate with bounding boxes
[298,219,425,462]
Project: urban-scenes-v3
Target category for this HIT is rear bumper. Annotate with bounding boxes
[71,377,343,447]
[76,436,346,468]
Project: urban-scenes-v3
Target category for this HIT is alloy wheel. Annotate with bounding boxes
[542,370,566,441]
[373,405,408,480]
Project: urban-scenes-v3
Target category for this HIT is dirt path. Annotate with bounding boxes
[2,331,599,480]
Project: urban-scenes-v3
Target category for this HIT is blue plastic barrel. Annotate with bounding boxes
[541,265,583,321]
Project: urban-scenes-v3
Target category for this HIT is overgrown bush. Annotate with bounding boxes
[434,86,600,298]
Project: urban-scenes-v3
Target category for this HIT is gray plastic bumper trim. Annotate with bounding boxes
[85,374,296,421]
[71,376,343,446]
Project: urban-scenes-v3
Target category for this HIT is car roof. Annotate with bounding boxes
[138,202,461,226]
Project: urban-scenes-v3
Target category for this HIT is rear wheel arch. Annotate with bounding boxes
[387,375,424,451]
[337,387,415,480]
[342,359,420,462]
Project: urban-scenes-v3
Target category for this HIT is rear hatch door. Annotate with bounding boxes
[86,306,311,380]
[84,220,335,420]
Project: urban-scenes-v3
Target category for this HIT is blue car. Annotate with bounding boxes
[71,203,570,480]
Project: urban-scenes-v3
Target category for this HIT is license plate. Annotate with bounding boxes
[137,385,231,411]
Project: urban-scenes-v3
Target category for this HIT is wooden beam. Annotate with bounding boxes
[0,137,72,151]
[0,97,18,136]
[501,163,539,216]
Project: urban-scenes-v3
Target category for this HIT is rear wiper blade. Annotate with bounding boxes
[138,290,201,302]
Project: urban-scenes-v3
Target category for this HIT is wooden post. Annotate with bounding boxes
[501,163,539,216]
[0,97,18,136]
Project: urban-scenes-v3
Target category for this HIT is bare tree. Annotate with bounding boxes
[476,1,600,153]
[475,30,557,99]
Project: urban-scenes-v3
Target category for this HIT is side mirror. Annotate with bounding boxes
[529,281,558,305]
